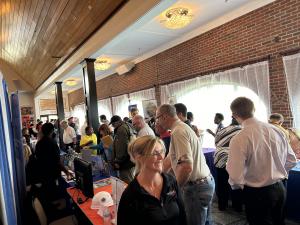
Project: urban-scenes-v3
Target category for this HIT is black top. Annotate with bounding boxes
[117,173,187,225]
[35,136,61,182]
[184,119,192,128]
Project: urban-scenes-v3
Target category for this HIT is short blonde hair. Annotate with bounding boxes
[128,135,165,173]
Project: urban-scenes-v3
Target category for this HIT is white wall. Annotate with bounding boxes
[18,92,35,108]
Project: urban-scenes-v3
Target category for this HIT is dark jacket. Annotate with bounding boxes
[117,173,187,225]
[35,136,61,182]
[112,122,135,169]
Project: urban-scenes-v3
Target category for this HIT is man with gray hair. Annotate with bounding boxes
[156,104,215,225]
[60,120,76,150]
[268,113,290,142]
[227,97,297,225]
[132,115,155,137]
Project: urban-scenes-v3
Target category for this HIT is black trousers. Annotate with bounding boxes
[243,181,286,225]
[216,167,230,209]
[216,167,243,210]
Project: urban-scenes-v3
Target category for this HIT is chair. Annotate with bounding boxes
[32,197,77,225]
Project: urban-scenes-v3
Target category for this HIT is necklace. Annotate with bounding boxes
[138,175,163,199]
[142,182,162,199]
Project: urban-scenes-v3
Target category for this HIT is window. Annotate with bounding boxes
[112,94,129,119]
[178,84,268,148]
[160,61,270,148]
[283,53,300,129]
[98,98,112,121]
[72,104,86,132]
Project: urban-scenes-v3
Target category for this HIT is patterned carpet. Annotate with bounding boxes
[211,201,299,225]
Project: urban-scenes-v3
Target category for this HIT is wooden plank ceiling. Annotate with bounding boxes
[0,0,126,90]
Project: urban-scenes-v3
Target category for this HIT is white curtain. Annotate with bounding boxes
[71,104,86,130]
[283,53,300,129]
[161,61,270,113]
[160,61,270,148]
[98,98,112,121]
[112,94,129,119]
[129,88,156,117]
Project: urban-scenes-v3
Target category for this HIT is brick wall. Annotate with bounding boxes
[68,0,300,127]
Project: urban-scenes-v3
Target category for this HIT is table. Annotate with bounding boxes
[67,181,112,225]
[286,161,300,222]
[203,148,216,179]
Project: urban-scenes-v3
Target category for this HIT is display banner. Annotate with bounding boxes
[0,75,17,225]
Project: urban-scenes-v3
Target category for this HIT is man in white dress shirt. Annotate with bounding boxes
[226,97,297,225]
[132,115,155,137]
[60,120,77,151]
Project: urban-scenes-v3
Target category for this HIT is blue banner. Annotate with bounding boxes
[0,78,17,225]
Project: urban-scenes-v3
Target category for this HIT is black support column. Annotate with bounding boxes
[55,81,65,148]
[81,58,99,133]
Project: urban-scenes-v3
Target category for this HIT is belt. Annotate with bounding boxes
[244,180,283,191]
[187,174,212,185]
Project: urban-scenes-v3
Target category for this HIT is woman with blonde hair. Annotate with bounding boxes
[117,135,186,225]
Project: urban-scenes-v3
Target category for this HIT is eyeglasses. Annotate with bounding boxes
[155,113,164,121]
[144,149,165,157]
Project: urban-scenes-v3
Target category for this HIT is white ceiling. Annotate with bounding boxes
[40,0,275,97]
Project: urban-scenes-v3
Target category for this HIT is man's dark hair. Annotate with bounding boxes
[215,113,224,121]
[130,107,138,113]
[100,115,107,120]
[187,112,193,121]
[230,97,254,119]
[85,126,92,133]
[123,117,130,122]
[41,123,54,137]
[231,117,239,126]
[174,103,187,117]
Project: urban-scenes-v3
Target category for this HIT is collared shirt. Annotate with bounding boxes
[169,120,210,181]
[216,123,224,134]
[80,133,97,146]
[214,125,241,168]
[63,126,76,144]
[118,173,187,225]
[226,118,297,189]
[137,124,155,137]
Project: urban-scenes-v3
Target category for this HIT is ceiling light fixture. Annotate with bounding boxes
[94,57,111,71]
[65,79,77,86]
[161,7,193,29]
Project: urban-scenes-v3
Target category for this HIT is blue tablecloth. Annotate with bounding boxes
[203,148,216,180]
[286,161,300,222]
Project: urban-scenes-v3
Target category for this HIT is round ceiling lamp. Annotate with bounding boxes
[94,57,111,71]
[161,7,193,29]
[65,79,78,86]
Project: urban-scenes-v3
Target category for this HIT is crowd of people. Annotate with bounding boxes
[23,97,300,225]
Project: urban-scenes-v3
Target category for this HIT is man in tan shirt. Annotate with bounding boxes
[157,104,214,225]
